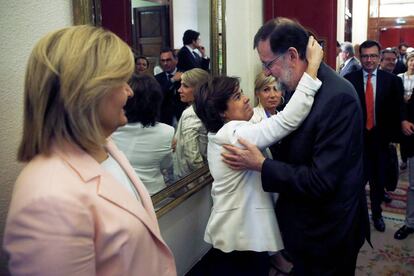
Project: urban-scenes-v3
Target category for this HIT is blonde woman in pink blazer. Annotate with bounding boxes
[3,26,176,276]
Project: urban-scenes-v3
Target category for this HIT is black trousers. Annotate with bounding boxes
[365,130,389,218]
[196,248,270,276]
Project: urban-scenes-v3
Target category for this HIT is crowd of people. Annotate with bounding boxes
[2,16,413,276]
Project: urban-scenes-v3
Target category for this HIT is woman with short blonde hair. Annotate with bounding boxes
[250,72,284,124]
[5,25,176,276]
[173,68,210,178]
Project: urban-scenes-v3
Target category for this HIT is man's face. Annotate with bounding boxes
[340,50,349,62]
[159,51,176,73]
[400,46,408,56]
[380,52,397,73]
[360,46,380,73]
[257,39,296,91]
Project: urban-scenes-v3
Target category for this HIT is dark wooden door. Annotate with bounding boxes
[133,6,170,58]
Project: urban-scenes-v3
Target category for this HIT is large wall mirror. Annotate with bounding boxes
[73,0,225,216]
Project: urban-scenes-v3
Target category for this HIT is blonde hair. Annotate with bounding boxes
[181,68,210,88]
[18,25,134,162]
[254,71,277,94]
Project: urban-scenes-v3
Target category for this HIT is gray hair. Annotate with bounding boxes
[341,42,355,56]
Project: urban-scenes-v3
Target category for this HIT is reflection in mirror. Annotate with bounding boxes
[72,0,224,214]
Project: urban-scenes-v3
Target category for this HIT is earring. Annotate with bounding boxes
[280,96,285,105]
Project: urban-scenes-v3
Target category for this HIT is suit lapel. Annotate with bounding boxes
[55,140,165,242]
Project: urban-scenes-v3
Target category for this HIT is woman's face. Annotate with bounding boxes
[224,89,253,121]
[408,56,414,72]
[178,81,195,103]
[136,58,148,73]
[256,81,282,113]
[98,83,133,137]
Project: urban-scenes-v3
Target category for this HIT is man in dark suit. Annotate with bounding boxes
[393,42,409,75]
[222,18,370,275]
[345,40,404,233]
[339,41,361,77]
[176,29,210,72]
[154,48,187,126]
[379,47,398,74]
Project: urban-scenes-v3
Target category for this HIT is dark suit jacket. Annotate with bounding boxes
[154,71,187,126]
[402,96,414,157]
[393,59,407,75]
[176,46,210,72]
[345,69,404,144]
[262,63,370,261]
[339,57,361,77]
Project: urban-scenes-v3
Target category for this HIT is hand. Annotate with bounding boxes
[305,36,324,79]
[221,138,265,171]
[171,138,177,152]
[198,45,206,57]
[172,71,182,82]
[402,120,414,136]
[404,93,412,103]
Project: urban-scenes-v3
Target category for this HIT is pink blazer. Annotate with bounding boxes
[3,140,176,276]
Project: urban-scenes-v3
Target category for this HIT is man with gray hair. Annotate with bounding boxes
[222,17,370,275]
[380,47,398,73]
[339,41,361,77]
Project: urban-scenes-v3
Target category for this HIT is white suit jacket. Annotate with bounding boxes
[3,139,176,276]
[205,73,321,253]
[112,122,174,195]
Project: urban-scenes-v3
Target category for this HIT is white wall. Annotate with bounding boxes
[352,0,369,44]
[225,0,263,102]
[159,185,212,275]
[337,0,345,43]
[0,0,73,273]
[173,0,210,55]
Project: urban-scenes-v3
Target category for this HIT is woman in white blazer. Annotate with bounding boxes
[3,26,176,276]
[193,37,323,275]
[173,68,210,179]
[112,74,174,195]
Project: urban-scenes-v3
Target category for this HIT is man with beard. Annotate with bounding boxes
[222,17,370,275]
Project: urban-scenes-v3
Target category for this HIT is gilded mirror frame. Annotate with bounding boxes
[72,0,224,217]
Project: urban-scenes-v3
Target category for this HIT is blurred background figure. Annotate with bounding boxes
[379,47,398,74]
[135,55,150,75]
[177,29,210,72]
[394,42,410,75]
[3,25,176,275]
[397,52,414,171]
[155,47,187,127]
[339,41,361,77]
[173,68,210,179]
[112,74,175,195]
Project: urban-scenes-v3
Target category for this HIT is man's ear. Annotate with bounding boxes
[286,47,300,62]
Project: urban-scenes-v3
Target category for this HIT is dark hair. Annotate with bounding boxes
[160,47,177,59]
[359,40,381,55]
[135,56,149,66]
[194,76,240,133]
[183,29,200,45]
[398,42,409,50]
[124,74,163,127]
[253,17,309,60]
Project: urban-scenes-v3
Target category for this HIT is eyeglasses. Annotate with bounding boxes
[361,54,379,59]
[262,54,284,70]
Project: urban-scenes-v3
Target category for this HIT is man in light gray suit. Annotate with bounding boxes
[339,41,362,77]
